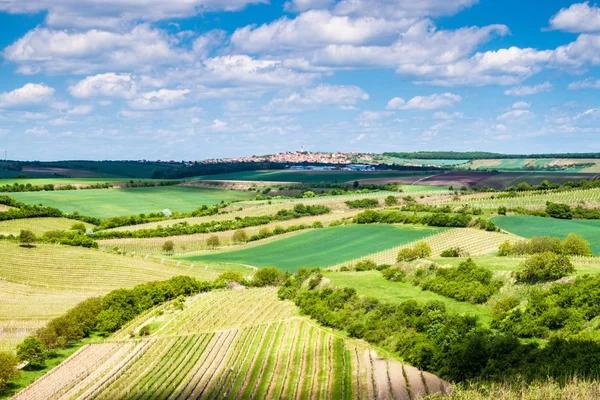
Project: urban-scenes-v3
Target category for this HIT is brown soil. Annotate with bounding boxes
[418,171,498,188]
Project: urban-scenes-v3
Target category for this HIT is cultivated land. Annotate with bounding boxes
[493,215,600,254]
[13,288,450,400]
[9,186,255,218]
[180,225,444,271]
[0,218,93,236]
[192,170,431,183]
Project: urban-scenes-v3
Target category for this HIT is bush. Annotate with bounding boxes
[217,271,245,284]
[546,202,573,219]
[162,240,175,254]
[0,352,19,390]
[18,229,36,247]
[382,267,405,281]
[232,229,248,243]
[377,264,392,271]
[385,195,398,206]
[16,336,47,368]
[70,222,86,232]
[252,267,283,287]
[346,198,380,209]
[206,235,220,248]
[562,233,593,256]
[514,252,575,283]
[440,247,464,257]
[354,259,377,271]
[311,221,324,228]
[499,235,592,257]
[397,247,418,262]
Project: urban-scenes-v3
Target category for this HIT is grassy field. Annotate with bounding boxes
[193,170,428,183]
[9,186,255,218]
[0,218,93,236]
[11,288,449,400]
[0,177,160,186]
[493,215,600,255]
[324,270,492,325]
[179,224,444,271]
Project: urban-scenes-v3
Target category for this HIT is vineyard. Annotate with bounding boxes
[0,218,93,236]
[13,288,450,400]
[329,228,520,268]
[181,224,444,272]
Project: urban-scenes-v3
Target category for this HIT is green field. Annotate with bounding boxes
[193,169,427,183]
[324,270,491,325]
[0,218,93,236]
[180,224,443,271]
[0,177,159,186]
[493,216,600,255]
[10,186,255,219]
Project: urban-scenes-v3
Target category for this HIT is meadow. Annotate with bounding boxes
[180,224,443,271]
[493,215,600,254]
[9,186,255,218]
[0,218,93,236]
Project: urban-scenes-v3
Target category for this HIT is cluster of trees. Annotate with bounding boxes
[92,204,330,239]
[345,198,380,209]
[216,267,286,287]
[0,180,181,193]
[513,252,574,283]
[413,258,503,304]
[96,204,222,230]
[0,196,100,225]
[13,276,218,371]
[355,209,473,228]
[498,234,593,257]
[493,275,600,339]
[279,272,600,382]
[397,241,432,262]
[440,247,467,257]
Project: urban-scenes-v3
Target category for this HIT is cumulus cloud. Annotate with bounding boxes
[549,2,600,33]
[24,127,49,136]
[512,101,531,109]
[568,78,600,89]
[504,82,552,96]
[433,111,463,119]
[283,0,335,12]
[266,84,369,112]
[386,93,462,110]
[69,73,137,99]
[0,83,55,108]
[332,0,480,19]
[4,25,191,74]
[128,88,191,110]
[497,109,533,121]
[67,105,94,115]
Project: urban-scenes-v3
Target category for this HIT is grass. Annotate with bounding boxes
[0,218,93,236]
[9,186,255,219]
[493,215,600,255]
[0,177,160,186]
[179,224,443,272]
[324,270,492,325]
[400,185,448,192]
[192,170,427,183]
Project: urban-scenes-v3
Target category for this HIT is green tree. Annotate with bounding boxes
[252,267,283,287]
[414,241,432,258]
[354,259,377,271]
[498,241,513,256]
[18,229,36,247]
[397,247,418,262]
[161,240,175,254]
[545,202,573,219]
[217,271,245,284]
[311,221,324,228]
[16,336,46,368]
[302,191,316,198]
[232,229,248,243]
[206,235,220,248]
[0,352,19,391]
[514,252,575,283]
[70,222,86,233]
[562,233,592,256]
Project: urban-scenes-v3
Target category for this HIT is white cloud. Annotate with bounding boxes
[24,127,48,136]
[504,82,552,96]
[549,2,600,33]
[386,93,462,110]
[266,84,369,112]
[0,0,268,28]
[128,89,190,110]
[192,30,226,59]
[22,112,49,120]
[357,111,393,120]
[4,25,191,74]
[332,0,479,19]
[497,109,533,121]
[0,83,55,108]
[552,34,600,68]
[69,73,137,99]
[212,119,228,129]
[568,78,600,89]
[512,101,531,109]
[67,105,94,115]
[433,111,463,119]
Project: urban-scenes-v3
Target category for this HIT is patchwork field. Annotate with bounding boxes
[192,170,429,183]
[0,241,248,351]
[493,215,600,255]
[180,224,444,271]
[465,158,600,172]
[0,217,93,236]
[10,186,255,219]
[13,288,450,400]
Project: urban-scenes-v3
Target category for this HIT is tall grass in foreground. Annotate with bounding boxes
[431,379,600,399]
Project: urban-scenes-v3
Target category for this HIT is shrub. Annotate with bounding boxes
[440,247,464,257]
[514,252,575,283]
[398,242,432,262]
[311,221,324,228]
[70,222,86,232]
[497,206,507,215]
[16,336,47,368]
[232,229,248,243]
[252,267,283,287]
[0,352,19,390]
[162,240,175,254]
[414,241,432,258]
[206,235,220,248]
[545,202,573,219]
[217,271,245,284]
[377,264,392,271]
[562,233,592,256]
[18,229,36,247]
[499,235,592,257]
[385,195,398,206]
[498,241,513,256]
[354,259,377,271]
[346,198,380,209]
[382,267,405,281]
[397,247,418,262]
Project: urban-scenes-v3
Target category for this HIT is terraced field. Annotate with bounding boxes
[180,225,444,271]
[14,288,450,400]
[0,242,248,351]
[0,217,93,236]
[493,215,600,255]
[10,186,255,219]
[330,228,520,268]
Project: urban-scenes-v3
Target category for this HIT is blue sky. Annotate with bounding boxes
[1,0,600,160]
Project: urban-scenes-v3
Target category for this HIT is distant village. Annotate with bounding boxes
[201,150,376,167]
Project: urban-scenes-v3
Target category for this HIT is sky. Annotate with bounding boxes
[1,0,600,160]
